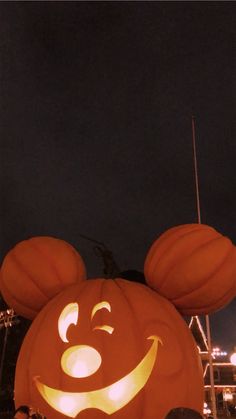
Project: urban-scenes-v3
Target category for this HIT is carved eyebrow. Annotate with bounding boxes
[91,301,111,320]
[93,325,114,334]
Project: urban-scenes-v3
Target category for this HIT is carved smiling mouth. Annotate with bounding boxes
[35,335,161,417]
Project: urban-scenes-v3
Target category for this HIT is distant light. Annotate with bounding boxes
[203,402,211,415]
[230,353,236,366]
[224,391,233,401]
[212,347,228,357]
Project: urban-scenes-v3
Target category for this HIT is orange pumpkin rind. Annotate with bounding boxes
[144,223,236,315]
[0,236,86,319]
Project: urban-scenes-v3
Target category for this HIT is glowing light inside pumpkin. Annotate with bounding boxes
[91,301,111,319]
[61,345,102,378]
[58,303,79,343]
[91,301,114,334]
[59,396,77,415]
[35,335,162,417]
[93,325,114,334]
[108,381,126,401]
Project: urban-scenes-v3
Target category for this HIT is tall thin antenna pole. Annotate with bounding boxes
[192,116,201,224]
[191,116,217,419]
[0,327,9,389]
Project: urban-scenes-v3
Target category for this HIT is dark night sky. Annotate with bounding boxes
[0,2,236,351]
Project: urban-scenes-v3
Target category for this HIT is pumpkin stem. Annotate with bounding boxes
[79,234,120,278]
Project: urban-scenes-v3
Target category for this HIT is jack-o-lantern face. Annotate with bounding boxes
[15,279,203,419]
[35,301,161,417]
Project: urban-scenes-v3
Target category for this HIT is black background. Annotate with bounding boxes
[0,1,235,363]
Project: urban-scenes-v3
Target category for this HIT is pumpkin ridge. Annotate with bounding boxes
[100,278,108,387]
[173,288,233,315]
[149,224,211,252]
[26,315,45,407]
[148,228,218,285]
[147,224,216,270]
[10,250,50,299]
[180,282,236,315]
[163,237,234,298]
[143,225,199,271]
[172,248,236,310]
[0,284,37,317]
[145,227,206,280]
[29,239,62,285]
[116,279,148,417]
[115,280,148,367]
[153,233,222,292]
[0,262,47,312]
[26,290,61,401]
[115,279,143,343]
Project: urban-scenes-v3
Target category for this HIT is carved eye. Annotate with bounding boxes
[58,303,79,343]
[91,301,114,335]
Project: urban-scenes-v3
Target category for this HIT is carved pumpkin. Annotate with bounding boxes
[0,236,86,319]
[14,278,203,419]
[144,224,236,315]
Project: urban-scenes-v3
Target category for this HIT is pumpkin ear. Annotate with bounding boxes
[144,224,236,315]
[0,236,86,319]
